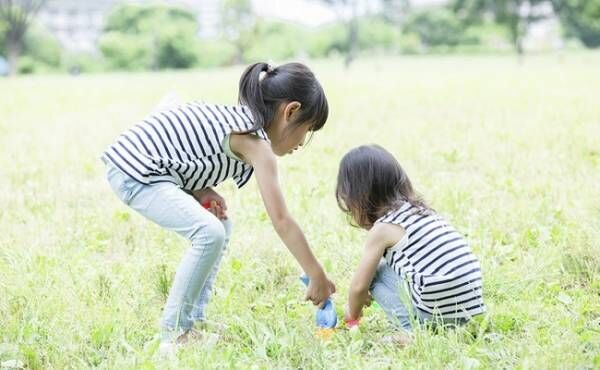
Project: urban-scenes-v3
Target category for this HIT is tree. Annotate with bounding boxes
[319,0,410,66]
[100,4,199,70]
[379,0,410,26]
[404,8,465,49]
[452,0,549,56]
[221,0,254,64]
[319,0,360,67]
[551,0,600,48]
[0,0,46,76]
[243,21,307,62]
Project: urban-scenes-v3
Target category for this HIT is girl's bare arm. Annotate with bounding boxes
[230,134,335,306]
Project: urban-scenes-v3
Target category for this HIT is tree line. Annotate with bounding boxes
[0,0,599,76]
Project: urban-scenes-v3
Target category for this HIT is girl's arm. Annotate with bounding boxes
[346,223,404,320]
[230,134,335,306]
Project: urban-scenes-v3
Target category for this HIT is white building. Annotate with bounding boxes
[37,0,561,53]
[39,0,118,53]
[37,0,336,52]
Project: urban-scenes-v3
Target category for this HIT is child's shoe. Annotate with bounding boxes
[157,329,189,357]
[194,319,228,334]
[381,331,413,347]
[187,328,220,347]
[158,341,178,357]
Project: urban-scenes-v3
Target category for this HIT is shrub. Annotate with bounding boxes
[358,17,401,52]
[100,4,199,70]
[99,32,153,70]
[403,8,465,48]
[195,40,237,68]
[243,21,308,62]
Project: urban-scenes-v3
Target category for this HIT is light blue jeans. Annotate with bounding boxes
[370,261,467,331]
[105,162,231,341]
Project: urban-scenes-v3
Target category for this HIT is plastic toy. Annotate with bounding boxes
[300,275,337,339]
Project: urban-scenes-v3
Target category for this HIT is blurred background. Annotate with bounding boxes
[0,0,597,76]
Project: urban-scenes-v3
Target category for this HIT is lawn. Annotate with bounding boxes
[0,53,598,369]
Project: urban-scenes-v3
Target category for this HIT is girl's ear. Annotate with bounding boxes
[284,101,301,122]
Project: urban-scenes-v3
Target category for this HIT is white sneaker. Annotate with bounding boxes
[194,319,228,333]
[187,328,220,347]
[381,331,414,347]
[158,341,178,357]
[157,329,189,358]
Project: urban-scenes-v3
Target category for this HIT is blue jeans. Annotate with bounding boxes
[370,261,467,331]
[105,162,231,340]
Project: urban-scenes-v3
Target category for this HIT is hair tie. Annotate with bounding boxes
[259,62,276,82]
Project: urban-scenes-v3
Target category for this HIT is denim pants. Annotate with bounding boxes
[105,162,231,340]
[370,261,467,331]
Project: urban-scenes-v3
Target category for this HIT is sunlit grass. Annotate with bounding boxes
[0,53,599,368]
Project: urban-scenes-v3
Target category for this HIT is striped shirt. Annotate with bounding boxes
[101,102,269,191]
[378,203,485,319]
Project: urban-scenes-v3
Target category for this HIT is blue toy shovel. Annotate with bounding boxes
[300,275,337,338]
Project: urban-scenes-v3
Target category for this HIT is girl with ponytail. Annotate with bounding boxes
[102,61,334,352]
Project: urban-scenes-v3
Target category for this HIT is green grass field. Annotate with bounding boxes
[1,54,599,369]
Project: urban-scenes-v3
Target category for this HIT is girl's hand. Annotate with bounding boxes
[231,135,335,307]
[344,308,360,328]
[305,272,336,307]
[347,223,404,322]
[192,188,228,220]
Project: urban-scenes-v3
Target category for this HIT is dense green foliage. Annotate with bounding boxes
[403,8,465,48]
[2,2,600,75]
[552,0,600,47]
[0,20,6,54]
[244,21,307,62]
[452,0,548,53]
[0,21,62,74]
[100,4,199,70]
[358,17,402,51]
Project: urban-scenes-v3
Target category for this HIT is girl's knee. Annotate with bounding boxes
[369,280,388,305]
[191,218,226,250]
[221,218,233,239]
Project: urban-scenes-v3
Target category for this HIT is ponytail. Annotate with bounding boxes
[237,61,329,134]
[238,62,275,132]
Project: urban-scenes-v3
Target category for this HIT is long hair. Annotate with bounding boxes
[335,145,431,229]
[238,62,328,133]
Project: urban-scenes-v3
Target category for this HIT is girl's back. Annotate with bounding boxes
[379,203,485,319]
[102,102,267,190]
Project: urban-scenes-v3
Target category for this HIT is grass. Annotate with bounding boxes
[0,53,599,369]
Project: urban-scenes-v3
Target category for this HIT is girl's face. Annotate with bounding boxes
[267,101,312,156]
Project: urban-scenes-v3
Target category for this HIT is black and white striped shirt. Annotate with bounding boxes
[102,102,269,191]
[378,203,485,319]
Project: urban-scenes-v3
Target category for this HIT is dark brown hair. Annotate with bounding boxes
[335,145,431,229]
[238,62,328,133]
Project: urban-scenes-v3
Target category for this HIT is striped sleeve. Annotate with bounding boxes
[233,166,254,188]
